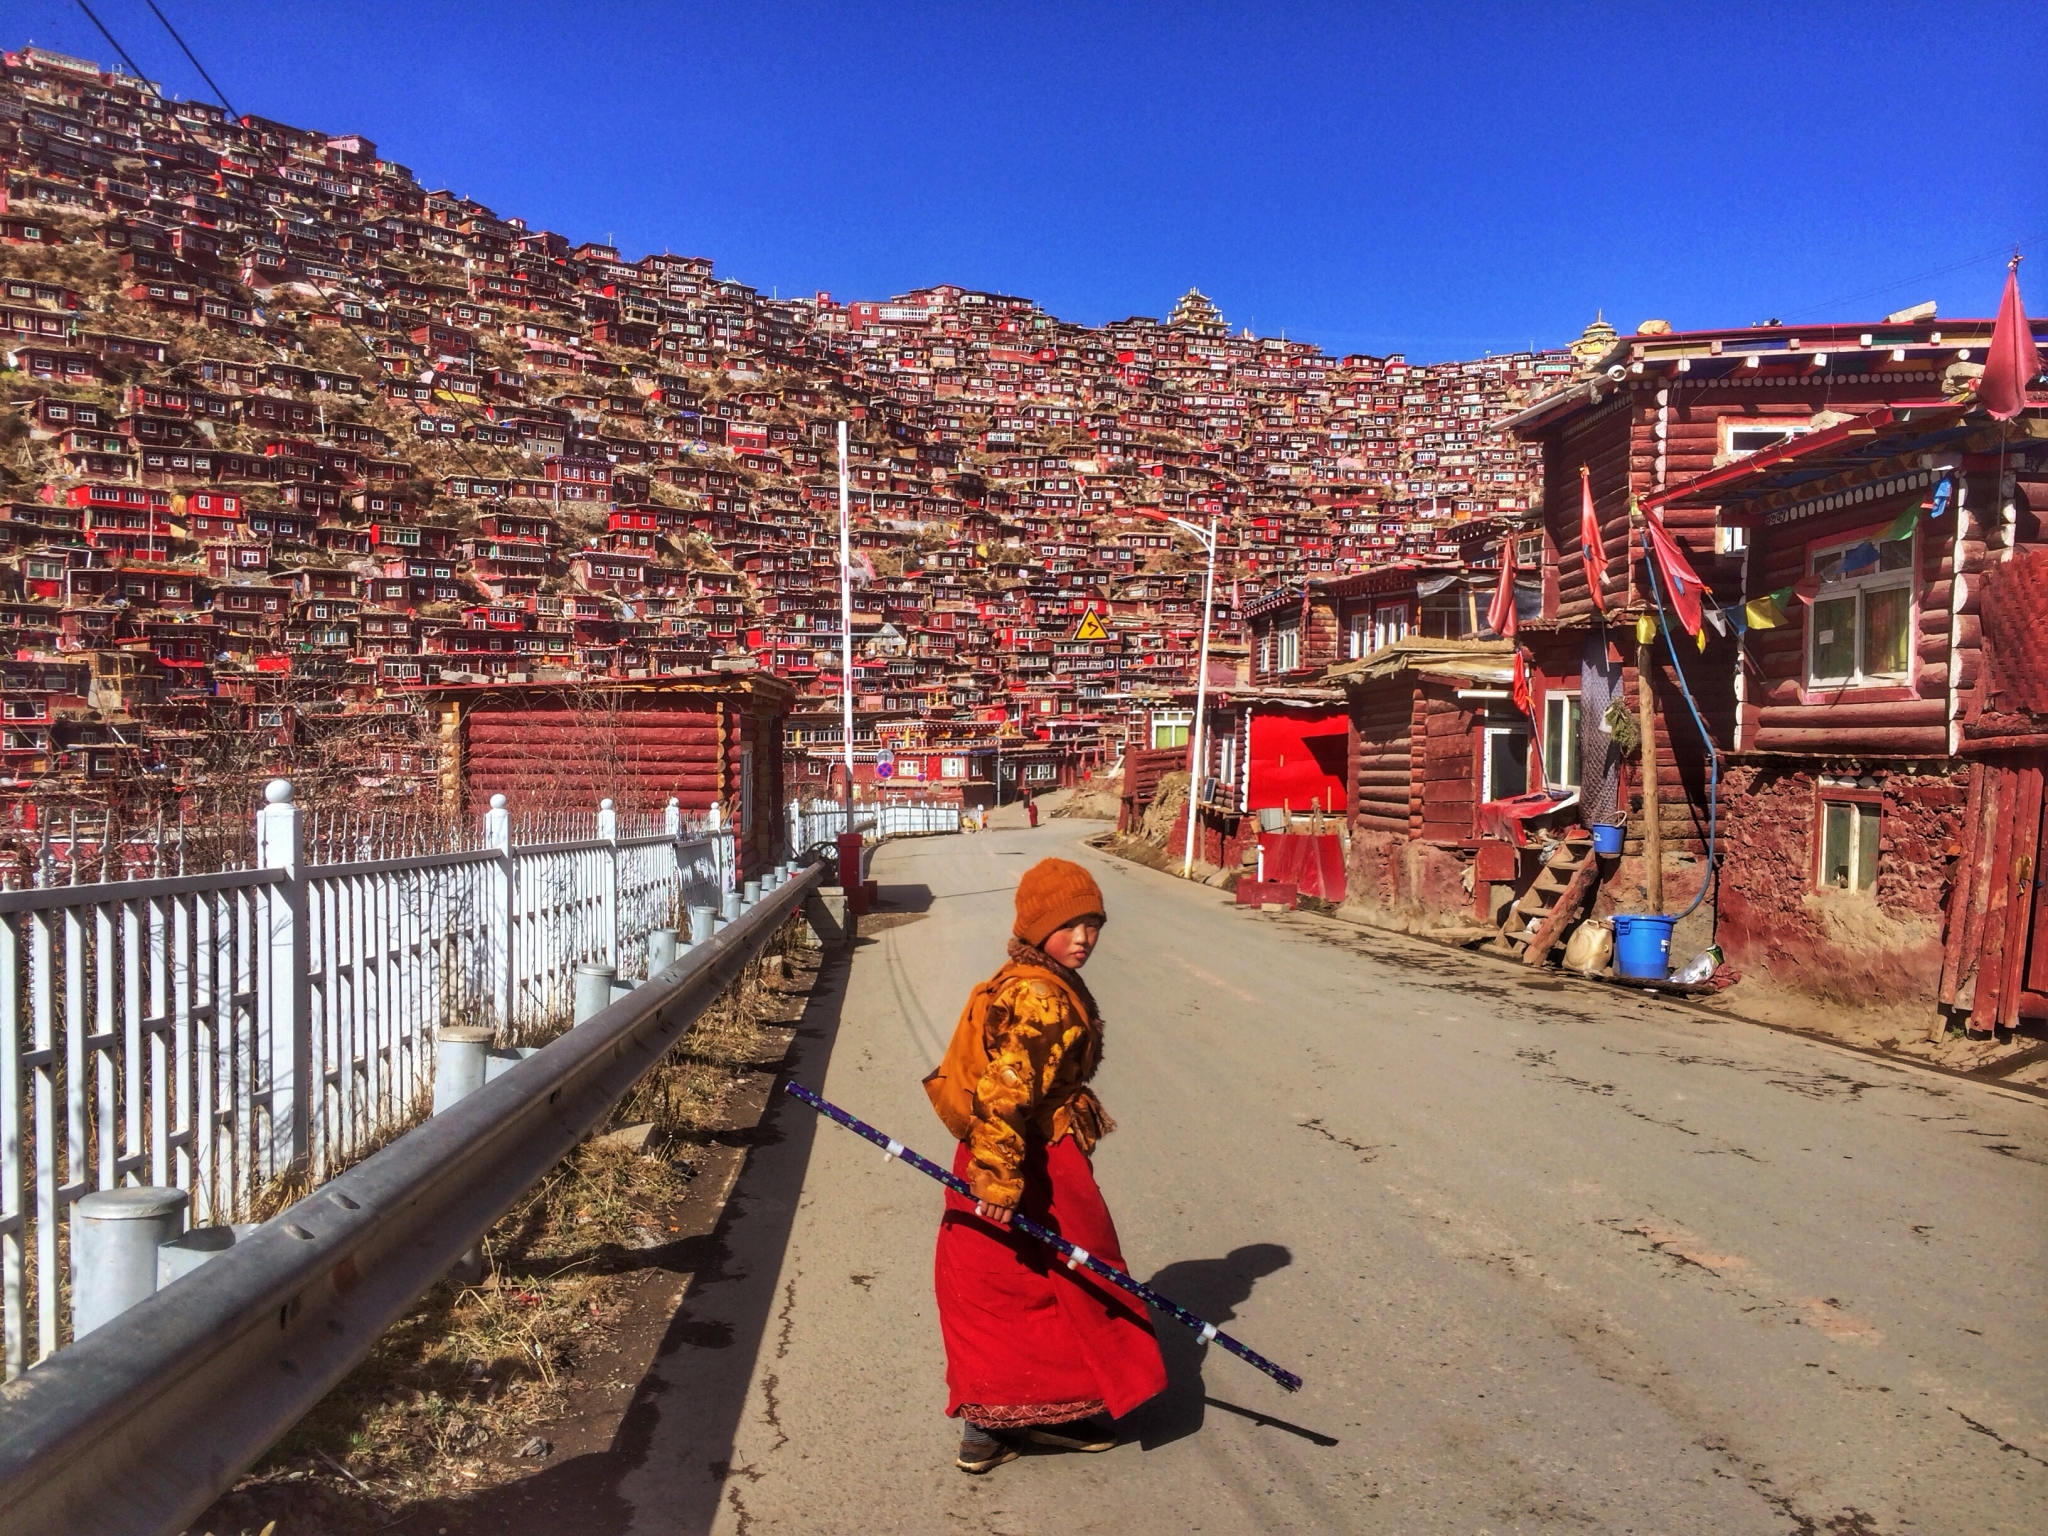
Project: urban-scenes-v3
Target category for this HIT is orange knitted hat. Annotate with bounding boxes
[1013,858,1107,946]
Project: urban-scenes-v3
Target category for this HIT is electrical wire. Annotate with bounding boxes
[144,0,239,119]
[72,0,153,88]
[1638,527,1719,925]
[1781,229,2048,323]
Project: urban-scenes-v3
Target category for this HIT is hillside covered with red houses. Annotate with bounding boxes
[0,43,1577,833]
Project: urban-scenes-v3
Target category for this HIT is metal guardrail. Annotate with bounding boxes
[788,800,963,851]
[0,783,739,1382]
[0,862,823,1536]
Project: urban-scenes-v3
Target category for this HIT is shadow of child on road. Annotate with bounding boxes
[1125,1241,1306,1450]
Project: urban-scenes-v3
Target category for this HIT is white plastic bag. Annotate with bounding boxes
[1563,917,1614,977]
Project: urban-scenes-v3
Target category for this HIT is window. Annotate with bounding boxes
[1421,588,1475,638]
[1274,624,1301,672]
[1723,420,1812,460]
[1820,798,1879,892]
[941,755,967,779]
[1216,732,1237,788]
[1347,613,1372,660]
[1543,694,1582,789]
[1482,724,1530,802]
[1809,533,1913,688]
[1373,603,1409,652]
[1151,712,1191,751]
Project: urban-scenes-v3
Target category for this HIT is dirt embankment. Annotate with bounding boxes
[192,927,826,1536]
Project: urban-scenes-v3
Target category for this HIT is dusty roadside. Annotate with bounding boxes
[1092,829,2048,1095]
[187,928,836,1536]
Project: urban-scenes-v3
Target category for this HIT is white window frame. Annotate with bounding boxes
[1481,723,1531,803]
[1274,624,1301,672]
[1542,692,1582,790]
[1347,612,1372,659]
[1807,531,1915,690]
[1216,732,1237,788]
[1373,602,1409,652]
[1721,419,1813,462]
[1818,796,1880,893]
[1150,712,1191,751]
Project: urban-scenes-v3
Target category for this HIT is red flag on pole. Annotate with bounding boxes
[1642,506,1705,637]
[1580,465,1607,610]
[1980,255,2041,421]
[1487,530,1518,638]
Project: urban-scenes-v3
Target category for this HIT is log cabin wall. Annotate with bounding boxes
[1340,672,1484,932]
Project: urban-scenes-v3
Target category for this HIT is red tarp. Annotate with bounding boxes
[1247,708,1347,814]
[1257,832,1346,903]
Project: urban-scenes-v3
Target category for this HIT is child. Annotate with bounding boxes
[924,857,1167,1473]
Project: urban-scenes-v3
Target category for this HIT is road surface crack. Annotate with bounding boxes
[774,1275,798,1359]
[1951,1405,2048,1466]
[759,1371,790,1453]
[1299,1117,1384,1161]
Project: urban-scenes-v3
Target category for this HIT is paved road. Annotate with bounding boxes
[621,821,2048,1534]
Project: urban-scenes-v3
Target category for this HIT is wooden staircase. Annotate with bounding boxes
[1494,835,1602,966]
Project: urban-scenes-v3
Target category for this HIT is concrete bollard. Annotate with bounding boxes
[743,878,761,908]
[433,1026,493,1114]
[688,905,716,947]
[71,1186,189,1338]
[574,963,617,1024]
[722,890,742,923]
[647,927,679,973]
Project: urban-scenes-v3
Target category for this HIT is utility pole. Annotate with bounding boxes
[1183,514,1218,880]
[838,419,855,829]
[1637,627,1663,912]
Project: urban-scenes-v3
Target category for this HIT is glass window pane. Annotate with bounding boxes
[1812,595,1858,681]
[1822,801,1851,887]
[1488,730,1529,800]
[1854,803,1880,891]
[1878,538,1914,573]
[1863,585,1911,677]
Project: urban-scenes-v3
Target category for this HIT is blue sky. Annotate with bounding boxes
[14,3,2048,361]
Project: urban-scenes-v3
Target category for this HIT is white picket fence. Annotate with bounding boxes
[0,782,737,1379]
[788,799,964,852]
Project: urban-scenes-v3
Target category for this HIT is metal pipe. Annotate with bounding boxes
[688,905,715,946]
[70,1188,187,1339]
[647,927,678,974]
[573,963,616,1025]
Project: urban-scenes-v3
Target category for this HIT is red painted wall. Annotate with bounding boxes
[1248,707,1349,814]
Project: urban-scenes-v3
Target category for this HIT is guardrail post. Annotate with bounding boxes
[574,963,616,1024]
[484,794,513,1031]
[598,797,619,970]
[254,780,309,1174]
[687,905,715,947]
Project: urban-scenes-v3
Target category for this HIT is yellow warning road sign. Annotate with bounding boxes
[1074,611,1108,641]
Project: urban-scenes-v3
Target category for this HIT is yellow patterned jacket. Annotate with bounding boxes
[965,945,1114,1207]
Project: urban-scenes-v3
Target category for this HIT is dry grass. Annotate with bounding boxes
[213,931,805,1517]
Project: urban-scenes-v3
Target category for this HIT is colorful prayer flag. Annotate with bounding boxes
[1744,595,1788,629]
[1882,504,1919,543]
[1642,506,1706,636]
[1636,614,1657,644]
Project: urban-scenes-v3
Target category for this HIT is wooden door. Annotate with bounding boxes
[1942,755,2048,1028]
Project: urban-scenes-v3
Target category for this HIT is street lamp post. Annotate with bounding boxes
[1141,511,1220,879]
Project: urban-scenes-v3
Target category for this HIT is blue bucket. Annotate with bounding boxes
[1591,823,1624,856]
[1613,914,1675,980]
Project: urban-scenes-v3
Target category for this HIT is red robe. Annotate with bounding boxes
[933,1136,1167,1426]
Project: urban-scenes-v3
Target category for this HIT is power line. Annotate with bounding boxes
[1782,229,2048,322]
[72,0,153,88]
[144,0,239,120]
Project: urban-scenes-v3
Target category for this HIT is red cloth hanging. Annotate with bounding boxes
[1980,259,2042,421]
[1580,465,1607,610]
[1643,506,1705,637]
[1487,534,1518,638]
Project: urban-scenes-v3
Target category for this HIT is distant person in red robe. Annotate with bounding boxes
[923,858,1166,1472]
[1025,790,1039,828]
